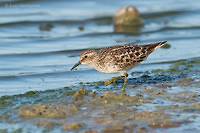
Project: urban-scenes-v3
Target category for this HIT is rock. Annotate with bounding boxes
[134,111,170,121]
[85,129,98,133]
[39,23,53,31]
[74,88,87,98]
[103,91,116,96]
[136,127,148,133]
[36,121,55,129]
[113,6,144,32]
[78,26,84,31]
[102,124,125,133]
[63,123,81,130]
[93,117,113,124]
[18,104,78,118]
[148,119,179,129]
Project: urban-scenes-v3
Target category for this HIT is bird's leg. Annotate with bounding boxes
[122,73,128,93]
[104,76,124,86]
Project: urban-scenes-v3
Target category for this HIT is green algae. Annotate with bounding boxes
[170,58,200,73]
[94,81,104,85]
[78,26,84,31]
[0,129,7,133]
[187,64,193,67]
[62,90,76,96]
[24,91,37,96]
[168,68,177,73]
[168,60,186,73]
[39,23,53,31]
[152,69,165,73]
[189,58,200,64]
[11,128,22,133]
[161,43,171,49]
[155,58,200,74]
[63,123,84,130]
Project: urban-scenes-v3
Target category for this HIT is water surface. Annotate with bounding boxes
[1,0,200,132]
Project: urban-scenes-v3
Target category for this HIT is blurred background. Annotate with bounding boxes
[0,0,200,96]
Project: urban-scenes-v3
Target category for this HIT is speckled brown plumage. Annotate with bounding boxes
[71,41,167,92]
[72,41,167,74]
[93,41,166,74]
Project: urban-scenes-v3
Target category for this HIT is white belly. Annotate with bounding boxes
[95,65,135,74]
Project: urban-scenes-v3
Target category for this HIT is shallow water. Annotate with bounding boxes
[0,0,200,96]
[0,0,200,132]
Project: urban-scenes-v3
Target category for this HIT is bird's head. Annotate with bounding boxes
[71,49,97,70]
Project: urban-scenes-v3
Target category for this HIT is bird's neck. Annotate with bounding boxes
[87,54,99,69]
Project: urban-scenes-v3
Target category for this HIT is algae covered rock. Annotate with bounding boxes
[39,23,53,31]
[18,104,78,118]
[63,123,82,130]
[74,88,87,98]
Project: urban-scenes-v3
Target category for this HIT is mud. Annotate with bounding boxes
[0,58,200,132]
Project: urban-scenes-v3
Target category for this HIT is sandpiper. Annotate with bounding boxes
[71,41,167,92]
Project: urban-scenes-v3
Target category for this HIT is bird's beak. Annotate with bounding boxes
[71,61,81,70]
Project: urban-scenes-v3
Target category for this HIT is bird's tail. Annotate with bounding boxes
[157,41,167,47]
[141,41,167,55]
[144,41,167,50]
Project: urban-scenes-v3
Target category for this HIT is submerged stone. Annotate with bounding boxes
[23,91,38,97]
[189,58,200,64]
[174,77,194,86]
[148,119,179,129]
[36,121,55,129]
[78,26,84,31]
[39,23,53,31]
[63,123,82,130]
[85,129,98,133]
[93,117,113,124]
[102,124,125,133]
[134,111,170,121]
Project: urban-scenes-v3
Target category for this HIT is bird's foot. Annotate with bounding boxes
[104,76,123,86]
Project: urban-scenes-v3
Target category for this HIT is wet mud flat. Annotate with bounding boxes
[0,58,200,133]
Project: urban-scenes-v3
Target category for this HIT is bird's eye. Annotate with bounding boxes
[84,55,88,58]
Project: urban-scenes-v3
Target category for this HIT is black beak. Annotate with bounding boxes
[71,61,81,70]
